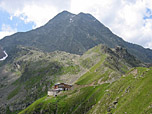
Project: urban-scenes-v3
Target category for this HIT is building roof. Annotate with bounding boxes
[54,83,72,86]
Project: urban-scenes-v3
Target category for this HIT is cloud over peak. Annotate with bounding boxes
[0,0,152,49]
[0,24,17,39]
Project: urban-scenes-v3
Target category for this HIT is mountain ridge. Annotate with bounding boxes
[0,43,145,114]
[0,10,151,114]
[18,45,152,114]
[0,10,152,63]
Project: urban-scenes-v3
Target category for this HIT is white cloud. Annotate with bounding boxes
[14,5,58,28]
[0,24,17,39]
[71,0,152,49]
[0,0,71,28]
[0,0,152,49]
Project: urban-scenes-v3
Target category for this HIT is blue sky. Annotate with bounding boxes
[0,0,152,49]
[0,9,34,32]
[144,8,152,19]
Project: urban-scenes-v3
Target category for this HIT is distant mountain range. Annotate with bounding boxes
[0,11,152,63]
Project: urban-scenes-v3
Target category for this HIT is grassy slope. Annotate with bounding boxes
[77,44,133,86]
[89,67,152,114]
[0,46,85,113]
[3,44,148,113]
[19,45,151,114]
[19,83,109,114]
[19,67,152,114]
[76,54,107,85]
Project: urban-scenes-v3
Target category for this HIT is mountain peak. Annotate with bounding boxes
[1,11,152,63]
[77,12,96,19]
[55,10,75,18]
[60,10,73,14]
[46,10,75,25]
[78,12,91,16]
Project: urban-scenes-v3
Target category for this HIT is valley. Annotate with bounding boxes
[19,45,152,114]
[0,11,151,114]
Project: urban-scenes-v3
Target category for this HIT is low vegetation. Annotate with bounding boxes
[7,86,21,100]
[0,44,150,114]
[20,67,152,114]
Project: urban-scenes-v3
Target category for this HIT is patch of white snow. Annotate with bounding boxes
[0,51,8,61]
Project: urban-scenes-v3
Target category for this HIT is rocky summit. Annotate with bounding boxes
[0,11,152,63]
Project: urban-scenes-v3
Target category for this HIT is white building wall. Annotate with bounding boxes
[48,91,54,96]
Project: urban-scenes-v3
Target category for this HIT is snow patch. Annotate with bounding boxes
[0,51,8,61]
[69,15,75,23]
[70,18,73,23]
